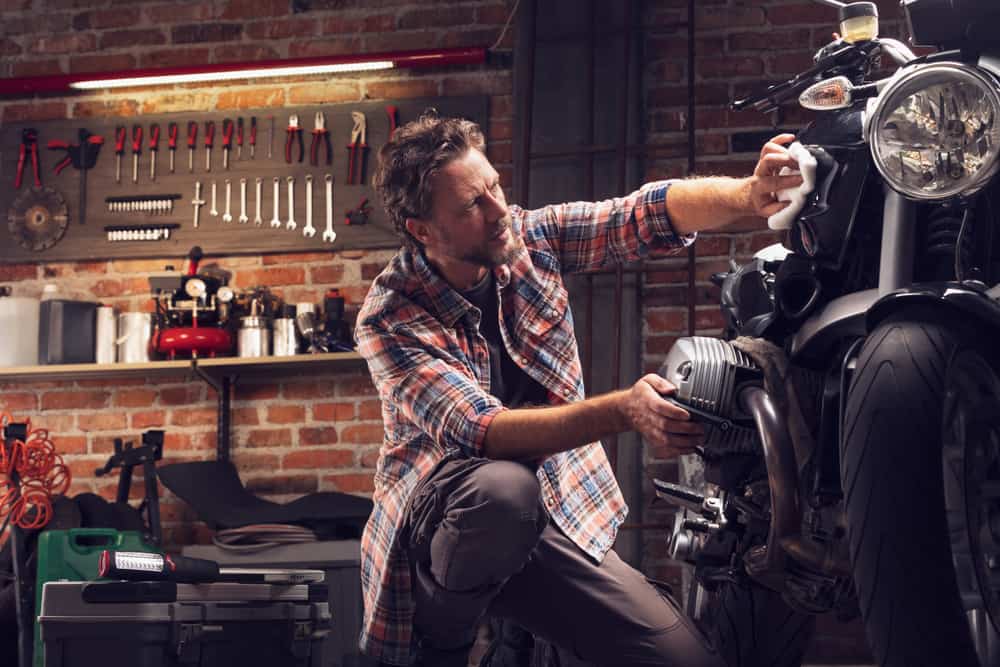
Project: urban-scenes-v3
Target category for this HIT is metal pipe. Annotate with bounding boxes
[878,188,916,296]
[514,0,538,206]
[583,0,596,394]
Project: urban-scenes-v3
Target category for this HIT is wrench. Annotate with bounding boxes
[210,180,218,216]
[191,181,205,229]
[238,177,249,223]
[270,177,281,227]
[285,176,296,230]
[303,174,316,237]
[254,177,263,226]
[323,174,336,244]
[222,178,233,223]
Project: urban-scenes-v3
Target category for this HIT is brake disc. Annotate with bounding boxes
[7,186,69,252]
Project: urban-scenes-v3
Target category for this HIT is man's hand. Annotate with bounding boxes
[619,374,704,459]
[744,133,804,218]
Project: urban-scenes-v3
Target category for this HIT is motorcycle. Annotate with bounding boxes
[654,1,1000,665]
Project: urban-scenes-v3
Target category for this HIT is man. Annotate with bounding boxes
[356,112,801,667]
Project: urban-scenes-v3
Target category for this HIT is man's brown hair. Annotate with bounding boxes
[372,111,486,249]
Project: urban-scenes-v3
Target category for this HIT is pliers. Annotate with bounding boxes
[346,111,368,185]
[47,132,104,175]
[310,111,331,166]
[285,114,303,163]
[15,128,41,189]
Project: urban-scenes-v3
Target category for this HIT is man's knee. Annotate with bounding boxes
[468,460,542,523]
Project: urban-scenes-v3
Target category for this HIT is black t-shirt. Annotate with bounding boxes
[462,272,549,408]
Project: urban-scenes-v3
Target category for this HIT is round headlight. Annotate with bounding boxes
[867,62,1000,201]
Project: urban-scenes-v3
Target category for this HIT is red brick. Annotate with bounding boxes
[246,19,316,40]
[3,102,67,123]
[313,402,355,422]
[491,95,512,118]
[131,410,166,429]
[340,424,384,445]
[768,53,816,77]
[728,29,812,52]
[233,267,305,288]
[336,375,376,397]
[232,407,260,425]
[113,389,156,408]
[68,458,107,481]
[644,309,687,333]
[307,264,345,285]
[289,37,363,58]
[56,436,87,455]
[73,7,140,30]
[361,263,383,281]
[486,141,512,165]
[43,260,106,278]
[169,408,217,427]
[233,451,280,474]
[29,32,97,55]
[145,3,215,24]
[695,308,726,331]
[691,234,732,257]
[0,393,37,412]
[0,38,22,56]
[441,28,503,50]
[299,427,339,446]
[487,117,512,141]
[360,448,379,467]
[72,99,140,118]
[324,472,374,493]
[697,6,765,30]
[282,448,352,469]
[697,56,764,80]
[140,48,212,69]
[11,59,64,76]
[399,6,474,29]
[246,474,317,495]
[97,29,166,51]
[322,14,395,34]
[440,73,512,97]
[220,0,287,19]
[477,3,510,24]
[267,405,306,424]
[41,391,110,410]
[365,78,440,101]
[214,44,280,63]
[283,380,337,400]
[263,252,331,266]
[77,413,128,432]
[287,82,361,105]
[171,22,243,44]
[235,383,279,401]
[159,386,203,405]
[358,400,381,421]
[245,428,292,447]
[765,3,838,26]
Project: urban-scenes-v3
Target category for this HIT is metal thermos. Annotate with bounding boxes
[117,313,153,363]
[95,306,116,364]
[272,305,298,356]
[238,316,271,357]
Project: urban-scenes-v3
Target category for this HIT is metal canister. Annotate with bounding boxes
[116,312,153,363]
[238,316,271,357]
[95,306,116,364]
[272,305,298,356]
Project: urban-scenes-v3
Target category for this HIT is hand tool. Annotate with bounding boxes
[148,124,160,182]
[191,181,205,229]
[270,177,281,227]
[303,174,316,237]
[285,114,303,164]
[98,550,323,585]
[254,176,263,226]
[131,124,143,184]
[238,177,249,224]
[186,121,198,173]
[210,180,218,216]
[47,129,103,226]
[249,116,257,159]
[222,178,232,223]
[221,118,234,170]
[346,111,368,185]
[105,194,181,214]
[113,125,127,184]
[344,196,372,225]
[103,223,178,242]
[236,117,244,160]
[267,115,274,159]
[310,111,331,166]
[204,120,215,172]
[323,174,336,244]
[286,175,296,230]
[386,104,398,136]
[7,187,68,250]
[14,128,41,189]
[167,122,178,173]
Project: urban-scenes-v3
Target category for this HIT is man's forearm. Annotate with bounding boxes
[482,391,629,461]
[666,177,754,235]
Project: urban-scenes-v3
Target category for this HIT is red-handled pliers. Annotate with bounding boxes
[15,128,40,189]
[346,111,368,185]
[285,114,303,164]
[310,111,331,167]
[167,122,178,173]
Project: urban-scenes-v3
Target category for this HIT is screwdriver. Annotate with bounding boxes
[131,124,142,184]
[186,121,198,173]
[249,116,257,159]
[236,117,244,160]
[204,120,215,172]
[167,122,178,173]
[114,125,126,184]
[148,124,160,182]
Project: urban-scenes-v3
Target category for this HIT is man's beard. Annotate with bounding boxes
[459,217,522,268]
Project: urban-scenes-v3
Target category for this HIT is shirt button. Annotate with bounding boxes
[520,356,528,365]
[562,388,573,397]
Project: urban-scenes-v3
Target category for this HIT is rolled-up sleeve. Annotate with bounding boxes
[522,180,696,274]
[357,320,506,458]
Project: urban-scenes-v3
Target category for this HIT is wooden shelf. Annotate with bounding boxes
[0,351,365,383]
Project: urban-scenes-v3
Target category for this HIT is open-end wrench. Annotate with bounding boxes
[191,181,205,229]
[286,176,297,230]
[303,174,316,237]
[222,178,233,223]
[254,176,263,226]
[323,174,336,244]
[270,177,281,228]
[238,177,249,224]
[210,180,218,216]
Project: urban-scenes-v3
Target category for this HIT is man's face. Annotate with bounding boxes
[408,148,521,288]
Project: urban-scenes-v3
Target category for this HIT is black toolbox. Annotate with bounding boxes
[38,581,329,667]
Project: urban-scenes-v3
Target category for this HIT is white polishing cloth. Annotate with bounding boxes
[766,142,817,231]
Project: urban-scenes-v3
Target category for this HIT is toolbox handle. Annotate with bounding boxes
[68,529,119,553]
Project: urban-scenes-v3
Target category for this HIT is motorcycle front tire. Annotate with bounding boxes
[842,308,995,667]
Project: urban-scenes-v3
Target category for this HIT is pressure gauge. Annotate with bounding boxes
[184,278,207,299]
[217,286,235,303]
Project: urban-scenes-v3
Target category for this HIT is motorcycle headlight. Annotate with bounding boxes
[867,62,1000,201]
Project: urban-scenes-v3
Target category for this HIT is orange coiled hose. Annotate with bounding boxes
[0,413,71,530]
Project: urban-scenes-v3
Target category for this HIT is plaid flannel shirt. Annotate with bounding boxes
[355,180,693,664]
